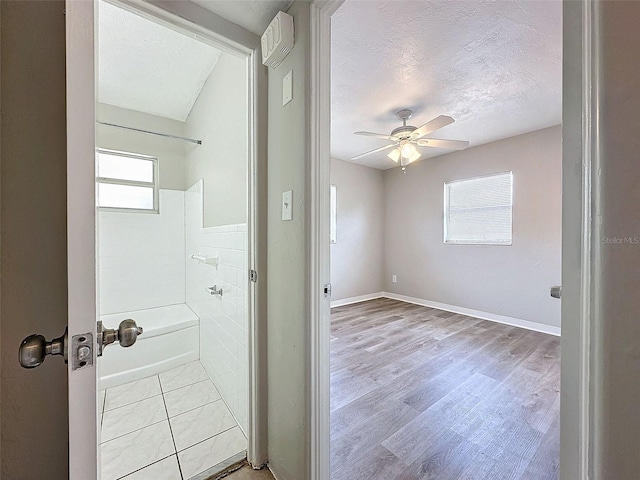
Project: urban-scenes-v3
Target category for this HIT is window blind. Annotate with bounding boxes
[444,172,513,245]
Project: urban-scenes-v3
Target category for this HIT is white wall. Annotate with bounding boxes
[330,158,385,301]
[384,126,562,329]
[98,189,186,314]
[185,180,248,432]
[267,2,310,478]
[185,51,248,227]
[97,103,187,190]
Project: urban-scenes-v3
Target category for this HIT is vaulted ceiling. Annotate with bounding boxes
[98,1,222,121]
[331,0,562,170]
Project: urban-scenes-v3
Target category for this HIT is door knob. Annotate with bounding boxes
[19,327,68,368]
[97,319,143,356]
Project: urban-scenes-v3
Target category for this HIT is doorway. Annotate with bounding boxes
[328,2,562,478]
[65,0,265,477]
[310,0,594,479]
[95,2,251,478]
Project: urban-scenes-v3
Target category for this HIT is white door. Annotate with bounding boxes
[66,1,99,477]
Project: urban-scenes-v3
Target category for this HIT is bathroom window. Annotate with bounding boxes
[444,172,513,245]
[97,149,158,212]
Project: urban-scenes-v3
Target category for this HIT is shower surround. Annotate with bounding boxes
[98,182,248,433]
[186,180,249,432]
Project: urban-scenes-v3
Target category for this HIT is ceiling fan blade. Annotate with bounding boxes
[411,115,455,140]
[416,138,469,150]
[354,131,397,141]
[351,143,397,160]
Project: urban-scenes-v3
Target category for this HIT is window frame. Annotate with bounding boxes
[96,148,159,214]
[330,184,337,244]
[443,171,513,246]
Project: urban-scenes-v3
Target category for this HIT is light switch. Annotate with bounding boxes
[283,70,293,106]
[282,190,293,221]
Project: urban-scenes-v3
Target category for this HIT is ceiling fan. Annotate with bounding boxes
[352,109,469,173]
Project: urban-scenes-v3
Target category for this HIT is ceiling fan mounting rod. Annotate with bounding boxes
[391,109,418,138]
[396,108,413,127]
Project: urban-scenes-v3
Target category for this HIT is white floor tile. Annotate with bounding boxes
[170,400,238,452]
[121,455,182,480]
[163,380,221,418]
[100,420,175,480]
[104,376,161,411]
[101,395,168,443]
[159,362,209,393]
[178,427,246,479]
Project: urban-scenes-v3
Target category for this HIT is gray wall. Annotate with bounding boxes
[267,2,310,479]
[330,158,385,301]
[185,51,248,227]
[1,2,69,478]
[97,103,187,190]
[594,2,640,476]
[384,126,562,328]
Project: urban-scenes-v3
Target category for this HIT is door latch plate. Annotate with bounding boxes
[71,333,93,371]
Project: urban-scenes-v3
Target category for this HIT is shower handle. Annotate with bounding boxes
[97,319,143,356]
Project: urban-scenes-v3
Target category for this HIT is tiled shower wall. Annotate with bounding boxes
[185,180,248,432]
[99,189,186,314]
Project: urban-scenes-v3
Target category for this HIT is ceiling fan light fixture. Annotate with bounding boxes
[400,141,416,158]
[405,149,422,164]
[388,142,421,167]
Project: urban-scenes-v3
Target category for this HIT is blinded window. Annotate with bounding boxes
[444,172,513,245]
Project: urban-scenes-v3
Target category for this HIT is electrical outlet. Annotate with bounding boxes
[392,275,397,283]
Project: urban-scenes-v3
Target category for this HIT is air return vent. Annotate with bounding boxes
[261,11,294,69]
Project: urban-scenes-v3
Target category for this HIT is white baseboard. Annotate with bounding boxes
[382,291,561,336]
[330,291,385,308]
[266,464,283,480]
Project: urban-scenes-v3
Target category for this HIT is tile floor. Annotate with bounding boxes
[99,362,247,480]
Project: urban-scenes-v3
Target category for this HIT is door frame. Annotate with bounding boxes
[307,1,600,479]
[66,1,269,476]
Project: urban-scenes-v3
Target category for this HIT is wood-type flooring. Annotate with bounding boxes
[330,298,560,480]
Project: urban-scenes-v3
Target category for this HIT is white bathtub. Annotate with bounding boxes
[98,304,199,390]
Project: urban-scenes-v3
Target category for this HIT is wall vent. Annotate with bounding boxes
[261,11,294,69]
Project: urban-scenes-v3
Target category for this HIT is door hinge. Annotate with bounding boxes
[250,270,258,283]
[323,283,332,298]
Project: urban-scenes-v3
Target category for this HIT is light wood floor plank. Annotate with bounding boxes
[330,298,560,480]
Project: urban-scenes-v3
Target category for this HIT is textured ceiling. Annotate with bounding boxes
[332,0,562,170]
[192,0,294,35]
[98,1,222,121]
